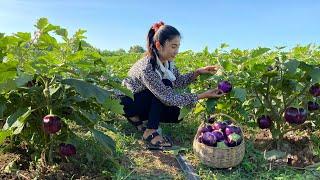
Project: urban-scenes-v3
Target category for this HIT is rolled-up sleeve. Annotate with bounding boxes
[172,68,196,89]
[141,69,198,107]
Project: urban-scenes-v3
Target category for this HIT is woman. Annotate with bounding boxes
[120,21,225,149]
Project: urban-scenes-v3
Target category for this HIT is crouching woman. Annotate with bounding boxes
[120,21,225,149]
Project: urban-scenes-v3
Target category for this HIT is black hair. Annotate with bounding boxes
[146,24,180,70]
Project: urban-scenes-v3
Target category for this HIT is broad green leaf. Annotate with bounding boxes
[221,60,236,71]
[78,109,100,124]
[284,59,300,74]
[206,98,218,115]
[15,32,31,41]
[220,43,229,49]
[3,107,32,135]
[199,74,212,81]
[55,28,68,38]
[0,61,18,83]
[233,88,247,102]
[108,81,133,99]
[264,149,286,160]
[299,62,313,72]
[90,128,115,154]
[251,47,270,58]
[74,29,87,40]
[178,106,192,120]
[0,73,33,93]
[0,79,16,92]
[194,103,205,115]
[262,71,278,78]
[62,78,110,104]
[0,129,13,145]
[0,71,16,84]
[98,122,118,132]
[104,98,124,114]
[38,33,58,47]
[36,18,48,29]
[43,24,60,33]
[71,111,94,127]
[15,73,33,87]
[49,85,61,96]
[309,68,320,83]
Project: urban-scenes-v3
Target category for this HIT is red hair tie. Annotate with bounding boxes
[152,21,165,32]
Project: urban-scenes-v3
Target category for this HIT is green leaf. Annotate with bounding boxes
[309,68,320,83]
[108,81,133,99]
[0,61,18,83]
[49,84,61,96]
[36,18,49,30]
[262,71,278,78]
[206,98,218,115]
[284,59,300,74]
[0,72,33,92]
[77,109,100,124]
[98,122,118,132]
[104,98,124,114]
[299,62,313,72]
[74,29,87,40]
[14,73,33,87]
[62,78,110,104]
[178,106,192,120]
[3,107,32,135]
[233,88,247,102]
[43,24,60,33]
[221,61,237,71]
[0,129,13,145]
[15,32,31,41]
[90,129,115,154]
[71,111,93,127]
[55,28,68,38]
[264,149,286,160]
[220,43,229,49]
[199,74,213,81]
[251,47,270,58]
[38,33,58,47]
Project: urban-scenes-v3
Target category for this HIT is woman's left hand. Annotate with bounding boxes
[196,65,220,75]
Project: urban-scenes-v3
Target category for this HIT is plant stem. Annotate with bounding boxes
[280,83,310,115]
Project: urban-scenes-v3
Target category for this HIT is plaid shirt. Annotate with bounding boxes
[122,56,198,107]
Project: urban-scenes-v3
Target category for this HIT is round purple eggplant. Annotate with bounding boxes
[257,115,272,129]
[308,101,319,111]
[284,107,307,125]
[202,132,217,146]
[218,81,232,93]
[59,143,76,157]
[43,115,61,134]
[309,84,320,97]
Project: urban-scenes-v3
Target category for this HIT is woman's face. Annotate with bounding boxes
[156,36,180,61]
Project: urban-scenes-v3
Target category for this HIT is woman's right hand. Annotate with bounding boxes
[197,88,225,99]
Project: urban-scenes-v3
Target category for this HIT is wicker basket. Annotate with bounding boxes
[193,113,245,168]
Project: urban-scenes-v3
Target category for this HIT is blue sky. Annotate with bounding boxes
[1,0,319,52]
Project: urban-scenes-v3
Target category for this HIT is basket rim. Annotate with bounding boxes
[193,135,245,149]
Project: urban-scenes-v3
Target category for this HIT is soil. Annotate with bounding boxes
[253,129,320,167]
[1,128,319,179]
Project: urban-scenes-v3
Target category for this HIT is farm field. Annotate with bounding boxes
[0,18,320,179]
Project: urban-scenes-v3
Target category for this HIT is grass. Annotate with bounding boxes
[1,113,319,179]
[109,113,320,180]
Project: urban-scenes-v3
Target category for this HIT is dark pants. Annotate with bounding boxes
[120,79,181,129]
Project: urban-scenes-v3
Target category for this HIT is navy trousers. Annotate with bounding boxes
[120,79,181,129]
